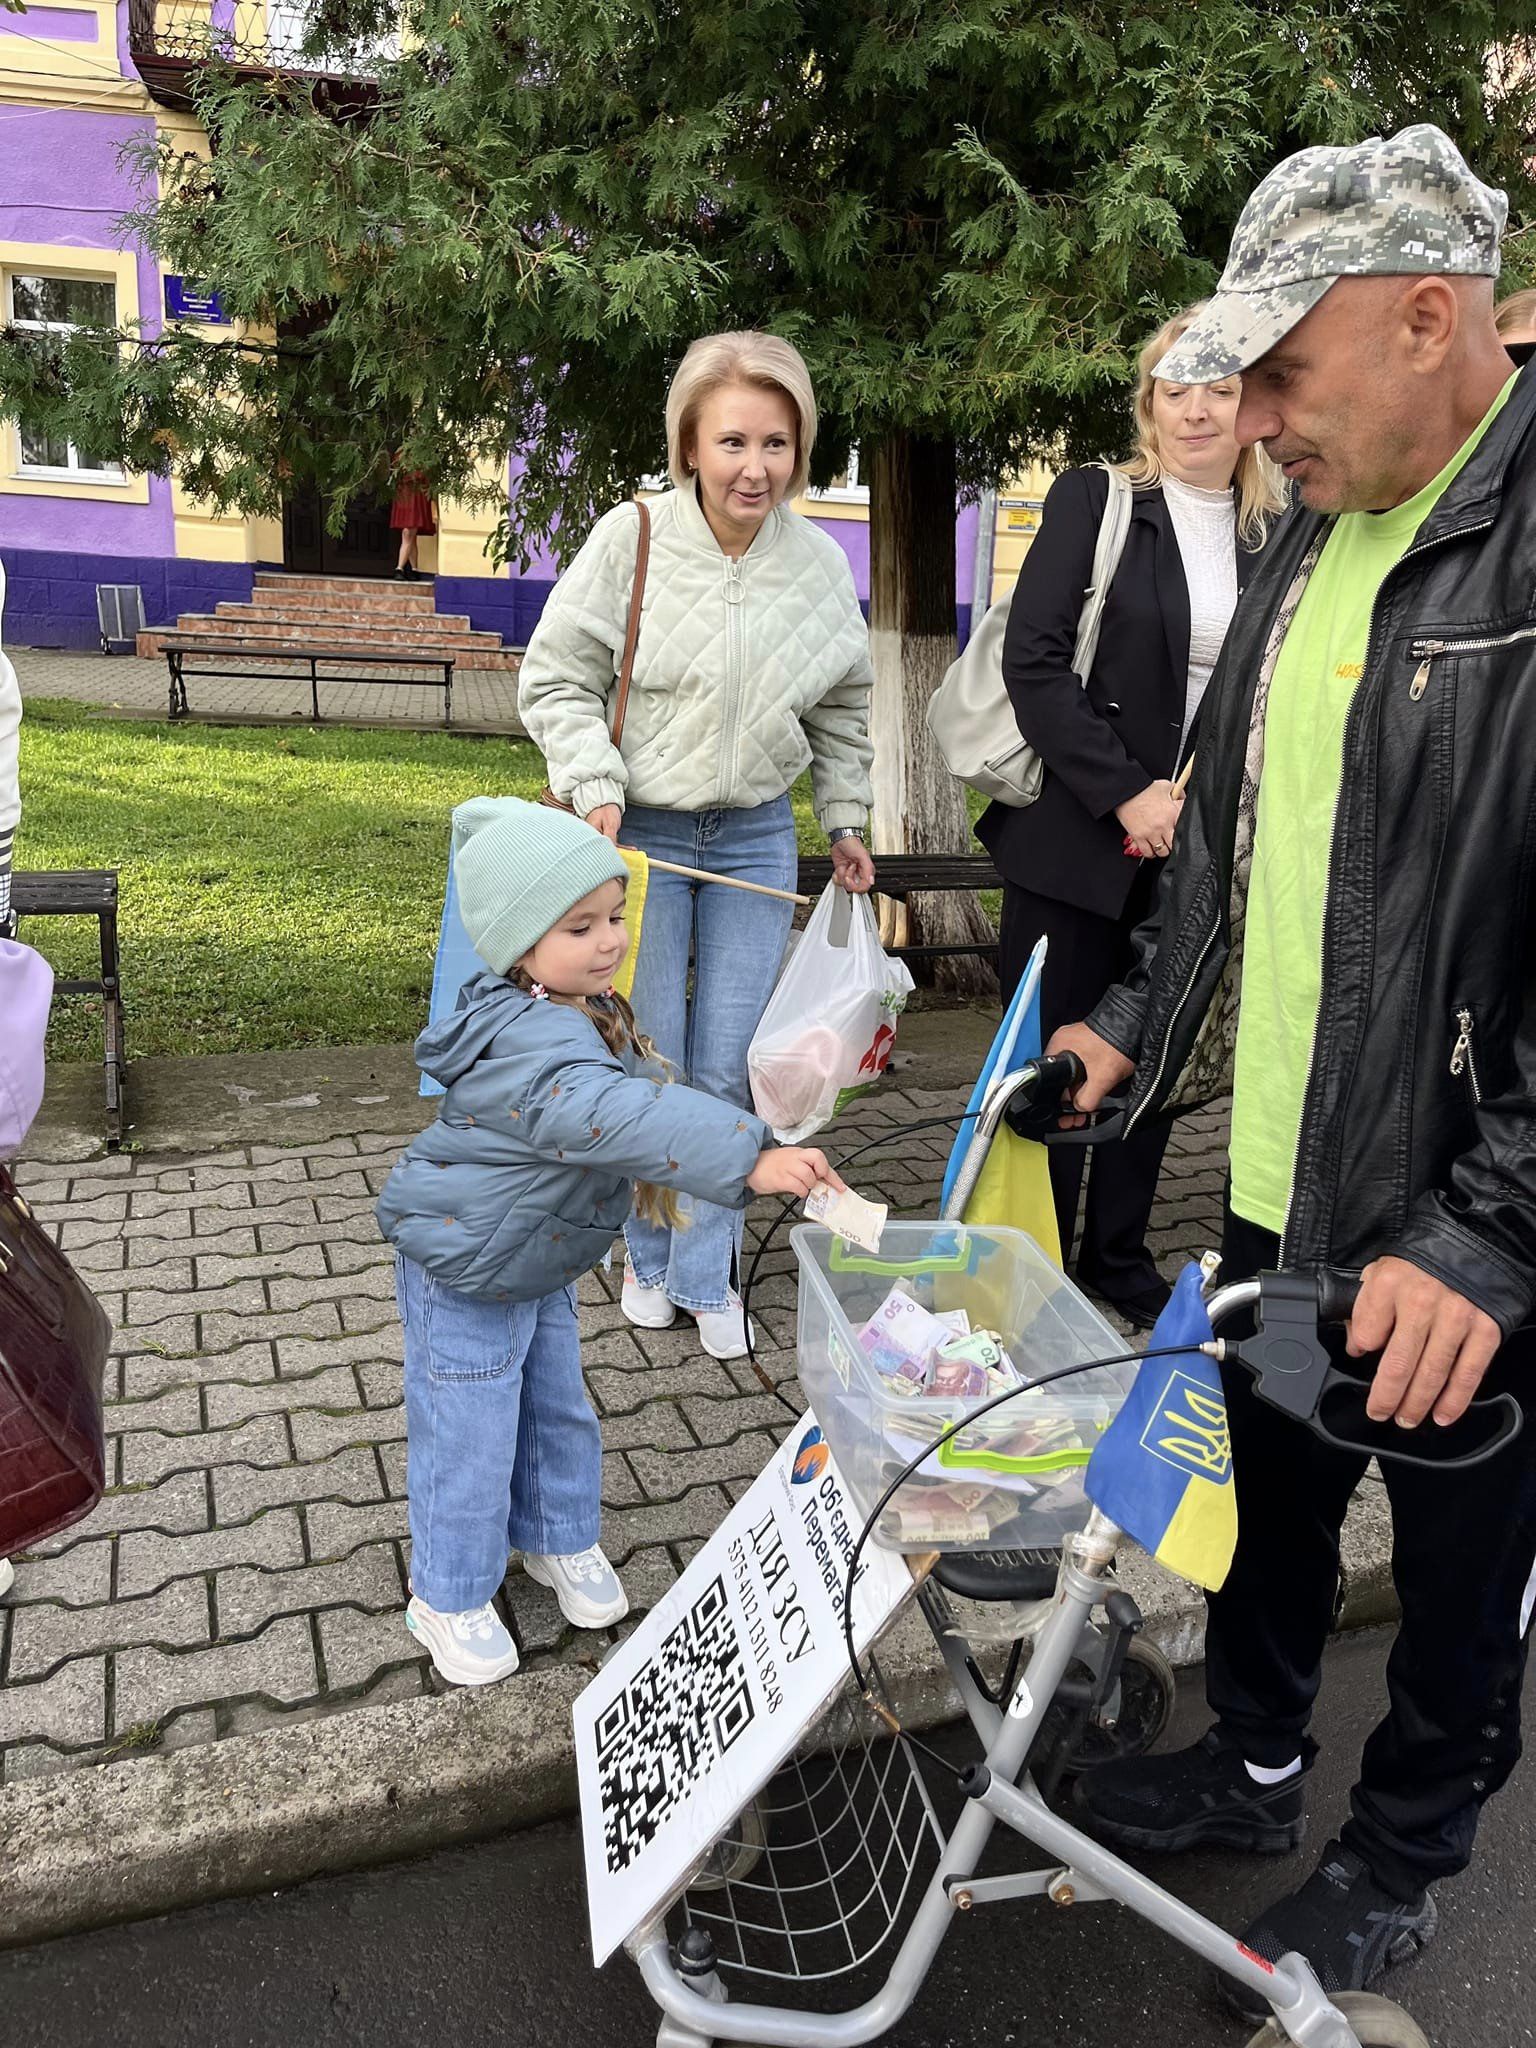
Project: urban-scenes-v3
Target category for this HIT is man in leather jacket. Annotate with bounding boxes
[1052,126,1536,2016]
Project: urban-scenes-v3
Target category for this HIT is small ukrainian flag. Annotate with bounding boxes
[1083,1262,1236,1590]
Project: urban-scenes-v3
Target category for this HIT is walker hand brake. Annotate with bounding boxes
[1001,1052,1128,1145]
[1228,1270,1523,1470]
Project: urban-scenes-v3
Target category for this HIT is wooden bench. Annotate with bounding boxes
[796,851,1001,962]
[159,637,456,725]
[12,869,126,1149]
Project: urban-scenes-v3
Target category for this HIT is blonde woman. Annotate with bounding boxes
[518,332,875,1360]
[1495,285,1536,359]
[974,303,1285,1326]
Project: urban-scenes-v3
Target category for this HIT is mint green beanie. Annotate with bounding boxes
[453,797,629,976]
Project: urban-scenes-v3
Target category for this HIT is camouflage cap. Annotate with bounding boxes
[1156,124,1508,385]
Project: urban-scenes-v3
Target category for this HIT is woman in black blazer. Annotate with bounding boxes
[975,304,1285,1326]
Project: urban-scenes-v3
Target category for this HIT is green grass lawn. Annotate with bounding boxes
[14,700,830,1062]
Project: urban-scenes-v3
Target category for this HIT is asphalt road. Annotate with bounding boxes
[2,1627,1530,2048]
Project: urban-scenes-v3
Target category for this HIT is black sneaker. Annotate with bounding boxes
[1220,1839,1439,2020]
[1075,1726,1307,1854]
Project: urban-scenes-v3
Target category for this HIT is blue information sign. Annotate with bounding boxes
[164,276,231,325]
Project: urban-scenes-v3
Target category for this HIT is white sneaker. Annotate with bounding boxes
[621,1263,676,1330]
[405,1595,520,1685]
[523,1546,630,1629]
[690,1294,755,1361]
[0,1558,12,1598]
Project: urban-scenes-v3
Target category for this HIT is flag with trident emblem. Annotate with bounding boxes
[1083,1261,1236,1590]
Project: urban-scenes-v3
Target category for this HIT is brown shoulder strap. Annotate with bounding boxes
[609,497,651,750]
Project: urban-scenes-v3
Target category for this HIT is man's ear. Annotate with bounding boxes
[1400,276,1460,371]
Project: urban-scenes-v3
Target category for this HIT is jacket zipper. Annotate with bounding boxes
[1449,1006,1483,1104]
[1280,511,1494,1263]
[719,554,745,786]
[1408,620,1536,699]
[1123,914,1219,1135]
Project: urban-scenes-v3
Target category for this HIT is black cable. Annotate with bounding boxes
[839,1341,1202,1776]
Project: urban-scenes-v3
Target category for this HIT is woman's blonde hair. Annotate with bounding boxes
[1495,286,1536,338]
[1117,303,1287,547]
[508,968,686,1230]
[665,331,818,499]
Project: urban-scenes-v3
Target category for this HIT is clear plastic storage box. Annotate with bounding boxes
[792,1221,1134,1553]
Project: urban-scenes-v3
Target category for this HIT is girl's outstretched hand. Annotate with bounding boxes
[748,1148,847,1199]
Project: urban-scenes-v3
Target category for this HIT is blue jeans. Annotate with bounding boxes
[621,797,797,1311]
[396,1255,602,1612]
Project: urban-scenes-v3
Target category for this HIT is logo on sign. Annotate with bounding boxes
[791,1427,829,1485]
[1138,1370,1232,1483]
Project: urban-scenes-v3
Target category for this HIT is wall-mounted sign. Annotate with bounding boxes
[164,277,231,326]
[1004,502,1043,534]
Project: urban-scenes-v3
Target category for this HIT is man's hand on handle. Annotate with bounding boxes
[1349,1256,1503,1428]
[1042,1024,1135,1129]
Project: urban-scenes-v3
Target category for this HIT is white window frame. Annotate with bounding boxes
[6,271,125,483]
[807,445,867,504]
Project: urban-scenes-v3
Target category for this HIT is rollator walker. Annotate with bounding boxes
[617,1056,1518,2048]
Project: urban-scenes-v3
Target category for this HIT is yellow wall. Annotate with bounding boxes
[988,460,1054,606]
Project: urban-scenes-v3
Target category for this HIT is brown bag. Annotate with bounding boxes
[538,497,652,815]
[0,1163,111,1554]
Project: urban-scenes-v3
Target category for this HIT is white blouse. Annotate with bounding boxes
[1161,474,1238,761]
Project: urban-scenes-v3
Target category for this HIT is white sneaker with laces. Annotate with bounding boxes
[0,1558,13,1598]
[621,1262,676,1330]
[524,1546,630,1629]
[690,1294,755,1362]
[405,1595,520,1685]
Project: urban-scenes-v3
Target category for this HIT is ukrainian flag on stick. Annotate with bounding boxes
[420,819,649,1099]
[1084,1261,1236,1590]
[940,936,1061,1265]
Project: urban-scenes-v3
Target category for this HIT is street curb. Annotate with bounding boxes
[0,1501,1396,1952]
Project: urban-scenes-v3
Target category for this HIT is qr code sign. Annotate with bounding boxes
[595,1574,755,1874]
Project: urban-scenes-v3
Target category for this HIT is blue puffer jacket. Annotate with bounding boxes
[376,973,769,1302]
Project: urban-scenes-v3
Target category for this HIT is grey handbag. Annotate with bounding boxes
[926,466,1133,807]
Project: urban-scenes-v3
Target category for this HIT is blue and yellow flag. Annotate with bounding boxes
[940,937,1061,1265]
[420,830,649,1098]
[1083,1262,1235,1590]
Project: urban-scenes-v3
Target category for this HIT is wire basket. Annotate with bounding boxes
[674,1658,946,1985]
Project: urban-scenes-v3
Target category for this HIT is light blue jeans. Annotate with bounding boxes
[621,797,797,1311]
[396,1254,602,1612]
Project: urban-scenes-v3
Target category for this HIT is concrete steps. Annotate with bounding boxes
[137,573,522,673]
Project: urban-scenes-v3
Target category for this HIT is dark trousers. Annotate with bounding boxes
[997,876,1172,1295]
[1207,1205,1536,1898]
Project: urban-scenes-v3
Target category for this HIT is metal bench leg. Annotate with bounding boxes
[168,651,188,720]
[310,657,322,723]
[443,665,453,727]
[98,907,125,1151]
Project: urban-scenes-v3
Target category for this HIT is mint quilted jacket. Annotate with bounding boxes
[517,486,875,832]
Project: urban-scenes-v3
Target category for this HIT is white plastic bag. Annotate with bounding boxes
[748,884,915,1141]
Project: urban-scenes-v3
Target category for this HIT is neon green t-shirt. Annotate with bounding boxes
[1228,376,1517,1234]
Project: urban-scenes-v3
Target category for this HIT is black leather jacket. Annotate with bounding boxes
[1089,364,1536,1335]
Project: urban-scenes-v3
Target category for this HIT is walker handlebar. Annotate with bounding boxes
[1212,1269,1522,1472]
[999,1051,1129,1146]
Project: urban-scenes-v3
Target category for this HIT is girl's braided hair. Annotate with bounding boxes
[509,968,685,1229]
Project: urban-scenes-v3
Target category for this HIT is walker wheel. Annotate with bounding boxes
[1052,1635,1176,1775]
[1244,1992,1432,2047]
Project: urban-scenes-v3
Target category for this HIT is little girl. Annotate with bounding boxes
[377,797,839,1686]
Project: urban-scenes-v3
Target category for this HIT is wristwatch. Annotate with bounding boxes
[828,827,865,846]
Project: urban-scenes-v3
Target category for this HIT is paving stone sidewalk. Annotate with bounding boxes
[13,648,526,733]
[0,1088,1230,1786]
